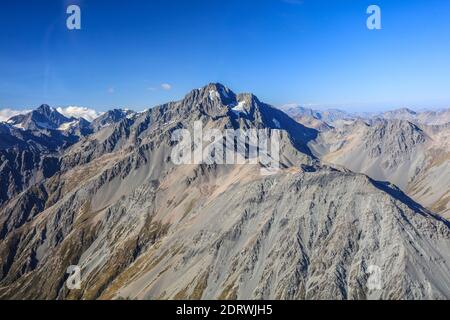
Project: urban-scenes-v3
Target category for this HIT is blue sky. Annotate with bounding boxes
[1,0,450,112]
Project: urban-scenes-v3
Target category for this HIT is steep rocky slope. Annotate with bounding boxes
[309,120,450,218]
[0,84,449,300]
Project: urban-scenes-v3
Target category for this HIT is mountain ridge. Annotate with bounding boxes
[0,83,449,300]
[280,104,450,128]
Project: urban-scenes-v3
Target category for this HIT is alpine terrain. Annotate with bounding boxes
[0,84,449,300]
[281,105,450,218]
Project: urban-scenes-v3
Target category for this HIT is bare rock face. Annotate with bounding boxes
[363,120,426,166]
[0,84,450,300]
[309,119,449,218]
[99,170,450,300]
[283,104,449,217]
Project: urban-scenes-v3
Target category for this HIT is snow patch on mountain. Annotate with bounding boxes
[58,120,78,131]
[231,101,247,115]
[209,90,220,100]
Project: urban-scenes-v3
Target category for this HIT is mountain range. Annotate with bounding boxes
[280,104,449,218]
[280,104,450,128]
[0,84,449,299]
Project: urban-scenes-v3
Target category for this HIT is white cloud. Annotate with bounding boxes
[0,108,30,122]
[161,83,172,91]
[108,87,115,94]
[56,106,101,121]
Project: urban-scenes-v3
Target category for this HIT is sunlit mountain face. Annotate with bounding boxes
[0,84,449,300]
[1,0,450,302]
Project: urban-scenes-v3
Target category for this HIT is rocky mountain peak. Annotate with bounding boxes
[7,105,71,131]
[36,104,55,115]
[90,109,134,131]
[181,83,238,117]
[203,83,237,104]
[370,119,426,141]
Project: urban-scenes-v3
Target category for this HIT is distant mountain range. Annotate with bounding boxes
[0,84,449,300]
[279,104,450,129]
[280,104,449,218]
